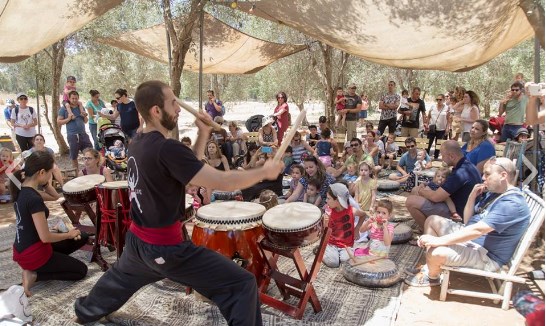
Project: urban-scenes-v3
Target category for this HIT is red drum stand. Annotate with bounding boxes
[258,227,331,319]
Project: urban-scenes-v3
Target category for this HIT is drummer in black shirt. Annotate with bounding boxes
[74,80,283,325]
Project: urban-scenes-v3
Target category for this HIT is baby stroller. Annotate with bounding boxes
[98,124,128,179]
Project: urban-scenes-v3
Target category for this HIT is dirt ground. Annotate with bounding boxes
[1,187,543,325]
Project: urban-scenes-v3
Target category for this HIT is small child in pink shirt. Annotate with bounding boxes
[355,199,395,258]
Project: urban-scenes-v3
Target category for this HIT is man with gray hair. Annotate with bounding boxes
[405,157,530,287]
[405,140,481,229]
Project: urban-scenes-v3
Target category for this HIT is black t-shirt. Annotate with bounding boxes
[127,131,204,228]
[118,101,140,132]
[13,187,49,253]
[401,98,426,128]
[344,94,362,121]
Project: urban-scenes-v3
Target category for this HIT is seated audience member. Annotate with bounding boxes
[303,178,322,207]
[353,161,377,213]
[388,137,431,187]
[514,127,529,143]
[342,162,358,184]
[421,167,461,222]
[363,131,381,167]
[209,116,232,164]
[241,143,259,170]
[227,121,247,159]
[186,183,210,209]
[290,131,314,165]
[285,164,304,201]
[181,137,192,148]
[258,189,279,211]
[240,147,283,201]
[405,157,530,287]
[258,116,278,147]
[380,133,398,169]
[315,128,334,167]
[356,199,395,258]
[11,151,88,297]
[405,140,482,229]
[327,138,374,178]
[79,148,114,182]
[0,148,18,200]
[306,125,320,148]
[461,120,495,174]
[322,183,367,268]
[286,155,336,208]
[205,140,230,171]
[282,145,294,174]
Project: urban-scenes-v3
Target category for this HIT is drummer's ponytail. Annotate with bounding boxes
[10,151,54,202]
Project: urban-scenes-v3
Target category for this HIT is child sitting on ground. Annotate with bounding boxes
[322,183,366,268]
[185,183,210,209]
[380,133,398,169]
[342,162,358,184]
[421,167,462,222]
[355,199,395,257]
[285,164,304,201]
[413,149,427,172]
[0,148,17,200]
[315,128,334,167]
[334,87,347,127]
[303,178,322,207]
[259,189,279,211]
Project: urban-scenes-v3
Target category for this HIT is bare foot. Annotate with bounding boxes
[72,317,84,324]
[22,270,37,297]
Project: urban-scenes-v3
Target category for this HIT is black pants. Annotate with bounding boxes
[378,118,397,136]
[75,231,262,325]
[35,235,89,282]
[426,130,446,159]
[15,134,34,151]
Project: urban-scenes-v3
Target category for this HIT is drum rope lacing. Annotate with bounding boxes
[96,190,131,247]
[194,215,262,225]
[262,219,322,233]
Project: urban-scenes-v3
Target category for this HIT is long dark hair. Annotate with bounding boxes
[302,155,326,184]
[10,151,54,201]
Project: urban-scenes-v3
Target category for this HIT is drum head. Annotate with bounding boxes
[196,201,265,229]
[262,202,321,231]
[377,179,400,191]
[342,258,401,288]
[101,181,129,189]
[63,174,105,193]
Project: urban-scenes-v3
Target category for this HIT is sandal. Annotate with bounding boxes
[404,272,441,287]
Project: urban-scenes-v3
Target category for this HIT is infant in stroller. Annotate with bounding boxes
[108,139,126,159]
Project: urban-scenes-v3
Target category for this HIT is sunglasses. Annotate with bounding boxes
[18,97,28,101]
[436,98,443,101]
[350,143,360,147]
[406,145,416,148]
[511,89,521,92]
[115,96,121,100]
[488,156,508,172]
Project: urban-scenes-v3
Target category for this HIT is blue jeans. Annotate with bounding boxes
[500,124,523,142]
[89,123,100,150]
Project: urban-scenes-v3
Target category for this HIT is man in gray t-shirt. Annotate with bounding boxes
[57,91,92,169]
[341,83,362,140]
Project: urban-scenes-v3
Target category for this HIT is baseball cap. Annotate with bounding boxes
[348,83,357,89]
[516,127,529,137]
[67,76,76,82]
[16,92,28,99]
[329,183,360,210]
[262,116,274,126]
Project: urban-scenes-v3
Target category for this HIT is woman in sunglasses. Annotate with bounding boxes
[11,92,37,151]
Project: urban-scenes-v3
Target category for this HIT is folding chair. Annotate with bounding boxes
[439,188,545,310]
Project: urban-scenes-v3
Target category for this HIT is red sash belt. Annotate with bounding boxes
[13,242,53,270]
[129,221,182,245]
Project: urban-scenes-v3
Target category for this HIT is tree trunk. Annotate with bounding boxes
[295,101,309,126]
[41,93,54,135]
[519,0,545,49]
[163,0,207,140]
[50,40,69,154]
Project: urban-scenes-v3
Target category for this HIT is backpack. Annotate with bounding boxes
[217,100,225,116]
[14,106,34,121]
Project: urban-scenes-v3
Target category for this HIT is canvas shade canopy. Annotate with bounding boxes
[0,0,122,63]
[95,12,308,74]
[230,0,535,72]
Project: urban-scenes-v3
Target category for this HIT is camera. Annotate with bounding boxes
[525,82,545,97]
[261,146,272,153]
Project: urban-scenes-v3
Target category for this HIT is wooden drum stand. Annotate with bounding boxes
[257,227,331,319]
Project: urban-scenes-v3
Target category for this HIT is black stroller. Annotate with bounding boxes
[98,124,128,179]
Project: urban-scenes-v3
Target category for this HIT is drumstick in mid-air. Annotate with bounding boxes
[175,97,223,131]
[272,108,307,162]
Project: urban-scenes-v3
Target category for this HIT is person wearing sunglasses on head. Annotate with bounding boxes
[11,92,38,151]
[498,82,527,142]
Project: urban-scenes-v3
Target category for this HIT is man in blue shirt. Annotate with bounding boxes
[405,157,530,287]
[57,91,92,169]
[406,140,482,229]
[4,99,15,130]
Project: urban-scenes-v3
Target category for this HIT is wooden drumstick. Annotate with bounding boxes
[272,108,307,162]
[344,245,357,264]
[175,97,223,131]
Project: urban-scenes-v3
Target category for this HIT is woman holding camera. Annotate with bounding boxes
[425,94,450,160]
[289,131,314,165]
[85,90,106,150]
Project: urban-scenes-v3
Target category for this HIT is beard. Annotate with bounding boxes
[160,110,178,131]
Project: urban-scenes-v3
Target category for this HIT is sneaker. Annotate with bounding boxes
[405,264,428,275]
[404,272,441,287]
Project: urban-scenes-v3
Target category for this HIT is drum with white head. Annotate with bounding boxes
[262,202,322,248]
[63,174,105,204]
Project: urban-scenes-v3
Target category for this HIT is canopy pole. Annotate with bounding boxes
[198,8,204,111]
[34,54,41,134]
[532,37,540,192]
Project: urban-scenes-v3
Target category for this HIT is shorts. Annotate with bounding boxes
[420,199,451,219]
[67,133,93,160]
[359,110,368,119]
[433,218,500,272]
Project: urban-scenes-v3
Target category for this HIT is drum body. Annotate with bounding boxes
[391,224,413,244]
[262,202,322,249]
[192,201,266,282]
[63,175,105,204]
[342,258,401,288]
[95,181,131,247]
